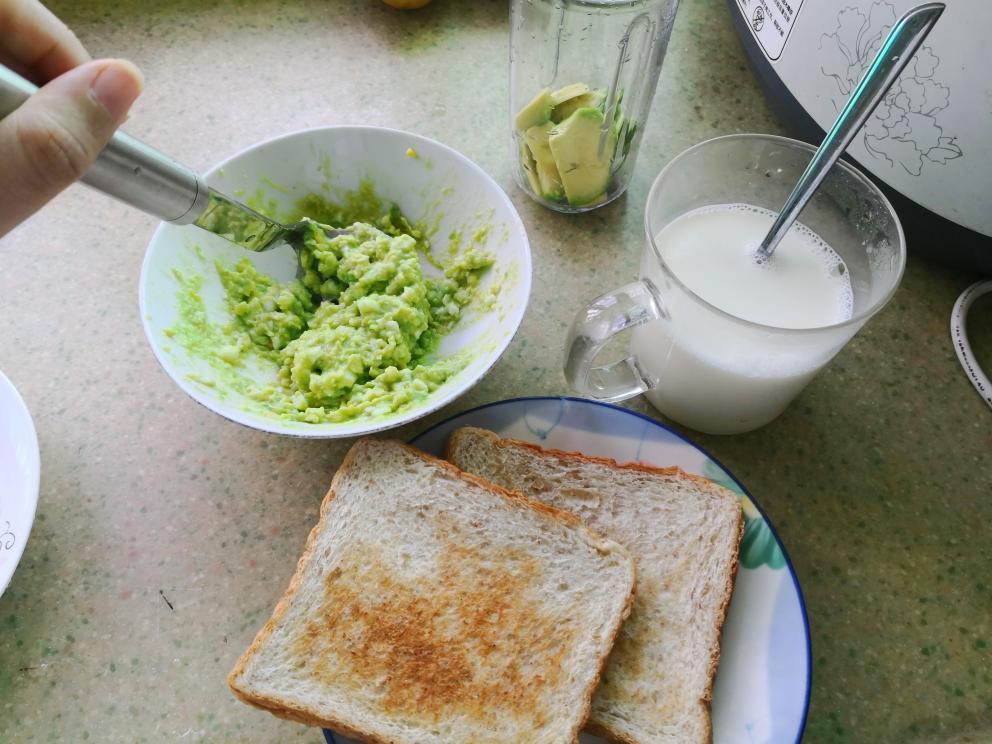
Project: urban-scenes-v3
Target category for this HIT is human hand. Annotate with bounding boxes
[0,0,143,236]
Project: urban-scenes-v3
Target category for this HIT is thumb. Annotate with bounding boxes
[0,59,143,236]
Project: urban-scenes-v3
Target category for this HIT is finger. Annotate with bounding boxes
[0,58,143,236]
[0,0,90,84]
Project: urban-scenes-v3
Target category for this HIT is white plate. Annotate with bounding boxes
[139,126,531,438]
[0,370,41,597]
[323,397,810,744]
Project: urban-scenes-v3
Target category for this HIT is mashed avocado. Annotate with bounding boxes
[168,188,494,424]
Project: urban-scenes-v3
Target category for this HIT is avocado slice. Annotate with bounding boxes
[553,88,606,123]
[524,122,564,199]
[622,119,637,157]
[548,107,615,207]
[514,88,553,131]
[532,150,564,198]
[550,83,590,106]
[525,122,556,167]
[535,160,564,199]
[519,143,542,195]
[612,111,625,140]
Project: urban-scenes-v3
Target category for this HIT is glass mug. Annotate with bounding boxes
[564,134,906,435]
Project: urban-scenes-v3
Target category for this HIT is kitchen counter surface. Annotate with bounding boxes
[1,1,990,742]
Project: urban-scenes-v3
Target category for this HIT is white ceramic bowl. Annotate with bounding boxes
[139,127,531,437]
[0,369,40,597]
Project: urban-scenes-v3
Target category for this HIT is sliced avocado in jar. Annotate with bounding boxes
[535,160,564,200]
[525,122,565,199]
[612,111,625,140]
[608,113,631,172]
[623,119,637,157]
[550,83,590,105]
[548,107,615,207]
[525,122,556,167]
[552,88,606,124]
[519,142,542,195]
[514,87,554,131]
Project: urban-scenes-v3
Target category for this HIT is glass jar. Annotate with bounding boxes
[509,0,680,213]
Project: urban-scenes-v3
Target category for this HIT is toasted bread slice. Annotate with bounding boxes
[447,427,743,744]
[229,438,636,744]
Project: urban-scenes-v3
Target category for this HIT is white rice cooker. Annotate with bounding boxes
[728,0,992,273]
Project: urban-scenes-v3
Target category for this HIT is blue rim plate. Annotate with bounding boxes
[325,396,810,744]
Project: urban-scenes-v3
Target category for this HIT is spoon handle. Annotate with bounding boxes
[756,2,944,260]
[0,64,210,224]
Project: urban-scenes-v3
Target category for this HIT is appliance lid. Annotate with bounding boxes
[733,0,992,238]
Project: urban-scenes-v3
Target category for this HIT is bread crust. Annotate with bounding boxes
[228,437,636,744]
[697,510,744,744]
[447,426,745,744]
[584,717,644,744]
[447,426,738,496]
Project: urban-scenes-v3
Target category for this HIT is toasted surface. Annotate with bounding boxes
[447,427,744,744]
[228,438,636,744]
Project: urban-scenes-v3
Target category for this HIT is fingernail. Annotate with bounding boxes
[91,60,144,120]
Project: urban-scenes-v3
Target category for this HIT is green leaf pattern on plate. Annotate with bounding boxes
[703,460,785,570]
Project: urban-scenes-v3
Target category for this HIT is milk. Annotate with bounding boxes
[630,204,855,434]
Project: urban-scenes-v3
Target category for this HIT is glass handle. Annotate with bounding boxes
[563,278,667,402]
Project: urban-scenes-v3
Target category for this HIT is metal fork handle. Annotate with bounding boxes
[0,64,210,224]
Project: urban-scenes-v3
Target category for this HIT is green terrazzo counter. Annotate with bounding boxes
[1,1,989,742]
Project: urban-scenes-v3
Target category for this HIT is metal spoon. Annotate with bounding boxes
[0,64,346,252]
[755,2,945,262]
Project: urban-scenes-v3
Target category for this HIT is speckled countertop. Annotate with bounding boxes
[1,1,990,742]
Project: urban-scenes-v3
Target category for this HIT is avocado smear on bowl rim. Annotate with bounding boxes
[165,188,495,424]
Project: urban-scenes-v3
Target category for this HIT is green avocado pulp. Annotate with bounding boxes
[166,187,494,424]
